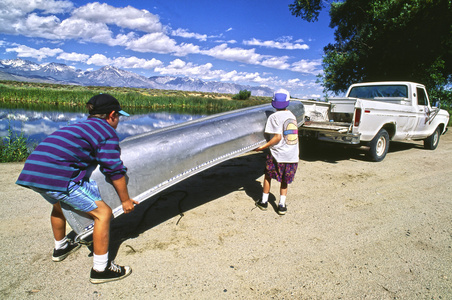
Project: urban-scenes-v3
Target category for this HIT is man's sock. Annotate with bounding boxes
[93,252,109,272]
[54,236,68,250]
[279,195,286,207]
[261,193,269,203]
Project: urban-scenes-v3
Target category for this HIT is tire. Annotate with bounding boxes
[367,129,390,162]
[424,127,440,150]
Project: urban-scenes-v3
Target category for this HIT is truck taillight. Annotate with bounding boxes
[354,108,362,127]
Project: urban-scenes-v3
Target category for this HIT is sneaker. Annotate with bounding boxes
[277,204,287,215]
[255,199,268,211]
[90,261,132,284]
[52,241,81,262]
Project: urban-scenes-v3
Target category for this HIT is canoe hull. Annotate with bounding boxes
[61,101,305,241]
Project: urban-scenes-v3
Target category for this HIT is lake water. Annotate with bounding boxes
[0,108,205,146]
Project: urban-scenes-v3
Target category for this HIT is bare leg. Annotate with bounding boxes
[86,201,112,255]
[280,181,288,196]
[51,202,67,241]
[263,174,272,194]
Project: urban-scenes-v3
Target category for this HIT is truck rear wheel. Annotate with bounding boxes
[424,126,440,150]
[367,129,389,162]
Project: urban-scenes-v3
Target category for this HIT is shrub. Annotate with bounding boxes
[0,123,32,162]
[232,89,251,100]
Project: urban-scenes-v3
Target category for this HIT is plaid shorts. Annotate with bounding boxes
[264,154,298,184]
[31,180,101,212]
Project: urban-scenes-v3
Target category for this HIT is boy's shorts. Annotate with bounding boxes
[265,154,298,184]
[32,180,101,212]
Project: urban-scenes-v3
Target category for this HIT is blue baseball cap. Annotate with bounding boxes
[272,89,290,109]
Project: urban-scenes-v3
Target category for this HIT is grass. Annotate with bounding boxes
[0,80,270,114]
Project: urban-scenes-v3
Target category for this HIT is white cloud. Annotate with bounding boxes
[171,28,207,41]
[260,56,291,70]
[155,59,213,76]
[57,52,90,62]
[112,56,163,69]
[172,43,201,57]
[86,53,112,66]
[0,0,73,15]
[202,43,318,74]
[84,53,164,70]
[291,59,322,75]
[203,43,262,65]
[0,0,73,35]
[243,38,309,50]
[219,70,271,84]
[55,18,113,42]
[153,59,265,84]
[6,45,63,61]
[125,32,176,53]
[71,2,163,33]
[23,13,62,39]
[0,2,165,46]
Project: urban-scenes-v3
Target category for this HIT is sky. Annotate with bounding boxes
[0,0,335,99]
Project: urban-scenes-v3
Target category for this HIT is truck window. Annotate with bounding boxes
[349,85,408,99]
[416,87,427,106]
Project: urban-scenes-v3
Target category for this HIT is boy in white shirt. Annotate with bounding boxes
[255,89,299,215]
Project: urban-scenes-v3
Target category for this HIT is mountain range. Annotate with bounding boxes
[0,59,273,96]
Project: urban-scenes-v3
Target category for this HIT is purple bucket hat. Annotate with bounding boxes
[272,89,290,109]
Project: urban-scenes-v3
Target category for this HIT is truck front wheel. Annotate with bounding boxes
[367,129,389,162]
[424,126,440,150]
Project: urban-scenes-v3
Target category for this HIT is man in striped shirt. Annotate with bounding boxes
[16,93,138,284]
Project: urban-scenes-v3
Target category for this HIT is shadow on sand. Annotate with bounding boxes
[103,152,265,259]
[300,139,425,163]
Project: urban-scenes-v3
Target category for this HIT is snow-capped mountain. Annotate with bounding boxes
[0,59,84,82]
[39,62,84,82]
[0,59,273,96]
[81,66,157,89]
[147,76,271,96]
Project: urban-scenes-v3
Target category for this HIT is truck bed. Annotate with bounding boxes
[302,121,351,133]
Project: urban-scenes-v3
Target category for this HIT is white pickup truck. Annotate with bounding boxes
[299,81,450,161]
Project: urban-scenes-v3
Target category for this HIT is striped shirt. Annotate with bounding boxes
[16,117,127,192]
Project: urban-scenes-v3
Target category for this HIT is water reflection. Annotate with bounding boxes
[0,108,204,145]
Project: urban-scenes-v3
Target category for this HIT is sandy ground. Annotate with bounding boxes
[1,131,451,299]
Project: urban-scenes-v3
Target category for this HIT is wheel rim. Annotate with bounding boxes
[433,130,439,146]
[376,136,386,157]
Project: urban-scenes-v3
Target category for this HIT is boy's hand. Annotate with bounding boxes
[122,198,139,214]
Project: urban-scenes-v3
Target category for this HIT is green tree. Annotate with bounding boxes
[290,0,452,105]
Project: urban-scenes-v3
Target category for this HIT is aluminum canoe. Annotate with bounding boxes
[61,101,305,242]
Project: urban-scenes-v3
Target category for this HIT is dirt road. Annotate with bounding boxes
[1,130,451,299]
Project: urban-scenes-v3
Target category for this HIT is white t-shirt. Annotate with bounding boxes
[265,110,299,163]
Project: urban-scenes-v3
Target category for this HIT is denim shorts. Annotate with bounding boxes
[32,180,101,212]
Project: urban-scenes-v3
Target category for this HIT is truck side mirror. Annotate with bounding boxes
[433,100,440,108]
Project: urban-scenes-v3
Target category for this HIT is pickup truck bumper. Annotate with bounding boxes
[300,122,361,145]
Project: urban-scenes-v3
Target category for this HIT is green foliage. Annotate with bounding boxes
[0,122,31,162]
[232,90,252,100]
[291,0,452,107]
[289,0,325,22]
